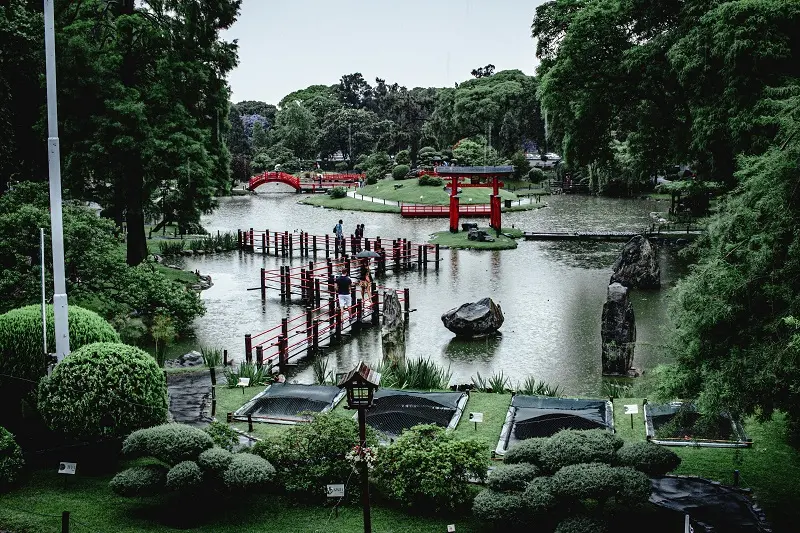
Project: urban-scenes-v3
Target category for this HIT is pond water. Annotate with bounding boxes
[175,187,686,396]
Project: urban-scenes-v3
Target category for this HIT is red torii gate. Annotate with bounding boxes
[434,166,515,233]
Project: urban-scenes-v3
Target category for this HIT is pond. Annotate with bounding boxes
[175,187,686,396]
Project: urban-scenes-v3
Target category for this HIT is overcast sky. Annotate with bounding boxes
[223,0,546,105]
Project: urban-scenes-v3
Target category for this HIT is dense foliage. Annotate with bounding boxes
[373,424,487,511]
[0,426,24,491]
[486,463,540,492]
[614,442,681,477]
[123,423,214,465]
[38,343,168,439]
[251,412,377,499]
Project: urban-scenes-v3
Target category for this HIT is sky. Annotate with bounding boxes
[222,0,546,105]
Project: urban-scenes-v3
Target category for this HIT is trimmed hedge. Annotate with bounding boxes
[0,304,119,383]
[166,460,203,491]
[418,174,444,187]
[522,476,557,515]
[0,426,24,490]
[554,515,607,533]
[472,489,528,525]
[551,463,619,501]
[38,342,167,439]
[487,463,540,492]
[330,186,347,199]
[109,464,168,496]
[198,447,234,477]
[503,437,546,466]
[223,452,276,491]
[392,164,410,180]
[538,430,623,473]
[615,441,681,476]
[612,466,652,504]
[123,423,214,465]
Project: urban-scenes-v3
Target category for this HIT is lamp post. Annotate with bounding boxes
[43,0,70,361]
[337,361,381,533]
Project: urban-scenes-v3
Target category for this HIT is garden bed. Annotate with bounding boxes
[644,401,751,448]
[233,383,345,424]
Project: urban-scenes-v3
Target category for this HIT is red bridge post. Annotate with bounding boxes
[255,345,263,368]
[260,267,266,300]
[244,334,252,363]
[371,287,379,326]
[435,244,440,271]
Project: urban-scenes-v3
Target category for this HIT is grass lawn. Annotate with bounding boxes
[359,181,518,205]
[613,398,800,532]
[299,195,400,213]
[453,392,512,456]
[429,227,521,250]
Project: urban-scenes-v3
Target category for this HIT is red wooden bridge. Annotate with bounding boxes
[401,204,492,217]
[248,171,364,193]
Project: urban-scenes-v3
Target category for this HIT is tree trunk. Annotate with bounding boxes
[126,170,147,265]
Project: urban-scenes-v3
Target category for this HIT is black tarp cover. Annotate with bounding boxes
[238,383,343,421]
[504,396,611,448]
[365,389,466,438]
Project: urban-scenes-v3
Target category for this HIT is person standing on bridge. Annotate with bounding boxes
[333,219,344,254]
[335,269,353,323]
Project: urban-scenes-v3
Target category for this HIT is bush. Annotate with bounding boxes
[510,151,529,180]
[528,168,546,184]
[551,463,619,502]
[418,175,444,187]
[554,515,606,533]
[205,421,239,451]
[334,162,350,172]
[0,426,24,490]
[109,464,168,496]
[503,437,546,466]
[523,476,557,515]
[392,164,411,180]
[122,423,214,465]
[0,304,119,384]
[487,463,540,492]
[395,150,410,166]
[615,441,681,476]
[366,166,383,184]
[472,489,528,525]
[612,466,652,504]
[538,430,623,473]
[37,342,167,440]
[166,460,203,491]
[198,447,234,478]
[329,186,347,199]
[251,412,376,499]
[373,424,488,511]
[223,452,276,491]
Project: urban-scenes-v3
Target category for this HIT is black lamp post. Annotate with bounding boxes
[337,361,381,533]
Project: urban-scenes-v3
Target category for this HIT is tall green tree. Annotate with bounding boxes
[272,101,318,160]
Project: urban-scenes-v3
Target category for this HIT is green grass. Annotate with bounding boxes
[360,180,518,205]
[613,399,800,532]
[453,392,512,455]
[429,227,520,250]
[299,195,401,213]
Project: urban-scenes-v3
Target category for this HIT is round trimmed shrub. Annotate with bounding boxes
[395,150,410,166]
[539,430,623,473]
[122,423,214,465]
[0,426,24,490]
[330,186,347,199]
[554,515,606,533]
[504,437,546,465]
[615,441,681,476]
[523,476,557,515]
[0,304,119,383]
[612,466,651,504]
[37,342,167,439]
[166,460,203,491]
[198,447,234,477]
[551,463,619,502]
[109,464,167,496]
[418,175,444,186]
[392,164,411,180]
[223,452,275,491]
[528,168,546,184]
[487,463,540,492]
[472,489,528,525]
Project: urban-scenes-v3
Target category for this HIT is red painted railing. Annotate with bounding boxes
[401,204,492,217]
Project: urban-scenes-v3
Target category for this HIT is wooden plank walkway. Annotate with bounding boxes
[523,230,704,242]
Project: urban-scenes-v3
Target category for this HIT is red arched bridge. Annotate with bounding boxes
[248,171,364,193]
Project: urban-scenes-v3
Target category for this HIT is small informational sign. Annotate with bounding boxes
[469,412,484,423]
[624,404,639,415]
[447,525,456,532]
[326,483,345,498]
[58,462,77,475]
[237,377,251,387]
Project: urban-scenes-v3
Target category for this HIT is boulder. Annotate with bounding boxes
[601,283,636,376]
[467,229,495,242]
[610,235,660,288]
[462,222,478,231]
[381,290,406,365]
[442,297,504,337]
[165,350,205,369]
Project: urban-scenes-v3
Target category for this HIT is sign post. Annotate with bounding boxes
[623,404,639,430]
[327,483,345,518]
[469,412,483,431]
[58,461,76,489]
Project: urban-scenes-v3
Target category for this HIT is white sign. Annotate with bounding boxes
[447,525,456,532]
[326,483,345,498]
[237,377,250,387]
[469,412,484,423]
[624,404,639,415]
[58,462,77,475]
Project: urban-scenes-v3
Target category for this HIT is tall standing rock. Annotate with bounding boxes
[611,235,660,289]
[381,290,406,365]
[601,283,636,376]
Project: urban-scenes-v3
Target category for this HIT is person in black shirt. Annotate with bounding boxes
[335,270,352,321]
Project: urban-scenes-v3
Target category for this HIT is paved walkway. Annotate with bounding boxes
[167,371,212,426]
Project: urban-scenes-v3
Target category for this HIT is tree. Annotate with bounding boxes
[336,72,374,109]
[318,107,381,161]
[471,64,495,78]
[235,100,276,125]
[271,102,318,160]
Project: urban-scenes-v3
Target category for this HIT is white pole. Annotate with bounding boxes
[44,0,70,360]
[40,228,47,357]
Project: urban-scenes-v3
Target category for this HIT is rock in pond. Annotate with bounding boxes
[610,235,660,289]
[468,229,495,242]
[601,283,636,376]
[442,297,504,337]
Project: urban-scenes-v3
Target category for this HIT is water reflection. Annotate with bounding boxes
[180,192,681,395]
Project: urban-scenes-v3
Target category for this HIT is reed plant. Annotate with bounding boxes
[158,240,185,256]
[518,375,563,397]
[379,358,452,390]
[471,371,511,393]
[223,361,272,388]
[312,357,334,385]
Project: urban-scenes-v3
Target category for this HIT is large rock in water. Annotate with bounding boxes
[381,290,406,365]
[610,235,660,289]
[601,283,636,376]
[442,298,504,337]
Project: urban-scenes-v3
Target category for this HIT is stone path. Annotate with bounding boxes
[166,370,213,426]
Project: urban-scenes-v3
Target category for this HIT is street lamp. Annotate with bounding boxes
[337,361,381,533]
